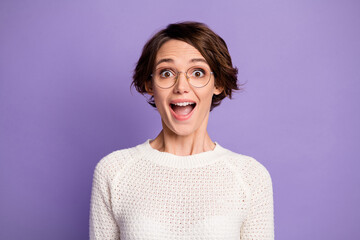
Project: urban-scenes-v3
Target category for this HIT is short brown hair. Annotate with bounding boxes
[132,21,240,111]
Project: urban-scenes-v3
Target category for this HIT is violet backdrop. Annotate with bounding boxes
[0,0,359,239]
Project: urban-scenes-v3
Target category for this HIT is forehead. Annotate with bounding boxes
[155,40,205,64]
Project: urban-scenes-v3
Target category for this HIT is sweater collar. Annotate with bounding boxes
[135,139,228,169]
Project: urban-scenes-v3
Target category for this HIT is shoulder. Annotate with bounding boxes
[222,149,272,185]
[93,144,141,182]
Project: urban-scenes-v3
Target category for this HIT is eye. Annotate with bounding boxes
[159,70,175,78]
[191,69,205,78]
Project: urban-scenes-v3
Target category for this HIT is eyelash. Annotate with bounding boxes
[158,68,206,74]
[159,69,174,74]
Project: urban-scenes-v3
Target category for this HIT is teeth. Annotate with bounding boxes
[173,102,194,107]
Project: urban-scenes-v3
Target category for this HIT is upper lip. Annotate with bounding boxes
[170,99,196,104]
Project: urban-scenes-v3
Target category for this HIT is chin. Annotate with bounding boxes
[170,126,197,137]
[164,116,206,137]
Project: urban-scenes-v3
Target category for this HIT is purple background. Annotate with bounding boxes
[1,0,359,239]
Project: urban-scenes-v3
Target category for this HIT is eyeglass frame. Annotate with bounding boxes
[150,66,214,89]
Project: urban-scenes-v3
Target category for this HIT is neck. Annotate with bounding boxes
[150,127,215,156]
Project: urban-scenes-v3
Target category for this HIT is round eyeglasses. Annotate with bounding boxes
[151,66,214,89]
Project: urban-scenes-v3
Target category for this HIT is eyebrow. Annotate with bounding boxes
[155,58,208,66]
[190,58,208,64]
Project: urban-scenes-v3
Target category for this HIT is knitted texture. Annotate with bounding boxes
[90,140,274,239]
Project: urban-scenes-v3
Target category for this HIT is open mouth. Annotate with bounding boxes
[169,102,196,120]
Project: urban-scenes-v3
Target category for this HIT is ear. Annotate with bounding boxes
[145,81,154,96]
[213,85,223,95]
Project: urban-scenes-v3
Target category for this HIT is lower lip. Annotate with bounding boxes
[169,105,196,121]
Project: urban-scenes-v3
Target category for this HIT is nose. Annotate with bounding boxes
[173,72,191,93]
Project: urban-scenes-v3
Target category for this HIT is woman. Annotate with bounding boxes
[90,22,274,240]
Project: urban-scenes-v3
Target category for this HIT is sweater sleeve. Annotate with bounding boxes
[89,159,120,240]
[240,159,274,240]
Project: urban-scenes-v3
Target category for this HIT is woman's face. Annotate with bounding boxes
[148,39,221,136]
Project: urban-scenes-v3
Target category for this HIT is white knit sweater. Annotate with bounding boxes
[89,140,274,240]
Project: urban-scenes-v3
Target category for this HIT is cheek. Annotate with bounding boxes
[153,90,168,111]
[200,90,215,107]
